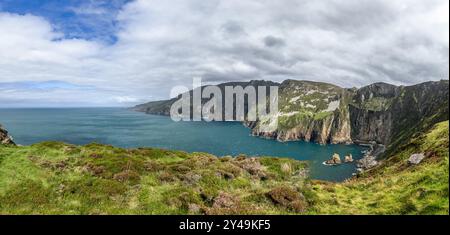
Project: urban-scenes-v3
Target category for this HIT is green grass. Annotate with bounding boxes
[0,121,448,215]
[0,143,309,215]
[309,121,449,215]
[353,97,394,111]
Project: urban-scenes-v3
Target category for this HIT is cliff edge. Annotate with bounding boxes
[0,124,14,145]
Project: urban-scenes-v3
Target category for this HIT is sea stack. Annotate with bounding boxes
[325,153,342,165]
[344,154,354,163]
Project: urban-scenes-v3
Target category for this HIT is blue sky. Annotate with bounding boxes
[0,0,448,107]
[0,0,131,43]
[0,80,94,91]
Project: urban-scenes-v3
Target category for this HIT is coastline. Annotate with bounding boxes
[353,140,386,173]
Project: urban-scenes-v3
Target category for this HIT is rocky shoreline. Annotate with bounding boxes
[354,141,386,173]
[249,120,386,174]
[320,140,385,174]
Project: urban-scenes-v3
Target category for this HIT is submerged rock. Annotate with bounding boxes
[408,153,425,165]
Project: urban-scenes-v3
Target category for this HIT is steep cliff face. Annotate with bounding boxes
[349,82,398,144]
[133,79,449,146]
[0,124,14,145]
[350,80,449,149]
[250,80,354,144]
[349,106,392,144]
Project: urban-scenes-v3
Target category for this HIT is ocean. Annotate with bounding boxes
[0,108,367,181]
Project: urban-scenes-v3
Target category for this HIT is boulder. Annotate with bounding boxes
[408,153,425,165]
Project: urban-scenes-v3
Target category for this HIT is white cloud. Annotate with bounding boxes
[0,0,448,107]
[114,96,141,104]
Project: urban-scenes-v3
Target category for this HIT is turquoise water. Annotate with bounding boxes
[0,108,366,181]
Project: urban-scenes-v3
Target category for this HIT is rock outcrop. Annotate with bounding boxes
[344,154,354,163]
[325,153,342,165]
[0,125,15,145]
[356,143,386,172]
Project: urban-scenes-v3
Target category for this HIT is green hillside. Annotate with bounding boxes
[0,142,309,215]
[0,121,448,215]
[310,121,449,214]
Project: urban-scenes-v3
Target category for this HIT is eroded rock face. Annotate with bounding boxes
[350,80,449,146]
[251,80,354,144]
[249,80,449,146]
[349,105,393,144]
[0,125,15,145]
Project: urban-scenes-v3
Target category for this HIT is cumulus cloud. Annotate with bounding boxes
[0,0,448,107]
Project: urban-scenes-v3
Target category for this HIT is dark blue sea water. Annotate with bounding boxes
[0,108,366,181]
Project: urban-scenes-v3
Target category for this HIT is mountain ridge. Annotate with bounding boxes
[133,79,449,148]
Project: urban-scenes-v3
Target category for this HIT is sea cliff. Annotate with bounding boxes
[134,79,449,148]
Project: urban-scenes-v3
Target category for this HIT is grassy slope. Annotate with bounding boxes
[276,81,348,130]
[0,142,309,215]
[0,121,448,215]
[310,121,449,215]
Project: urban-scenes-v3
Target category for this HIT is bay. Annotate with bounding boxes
[0,108,367,181]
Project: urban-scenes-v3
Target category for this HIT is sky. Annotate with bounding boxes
[0,0,448,107]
